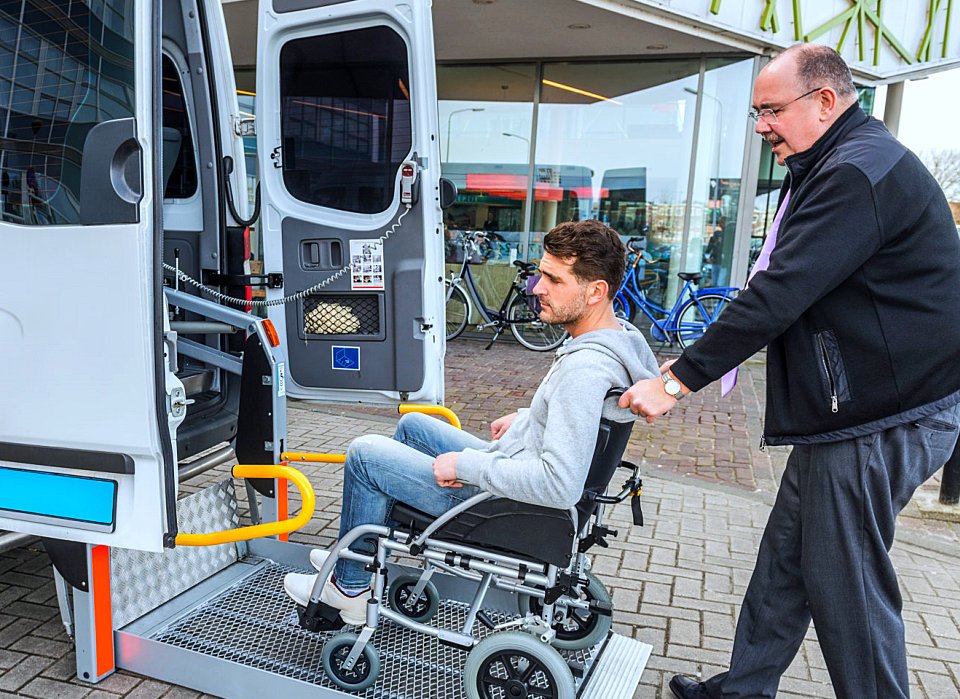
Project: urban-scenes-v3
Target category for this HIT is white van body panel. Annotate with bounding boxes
[0,10,171,552]
[257,0,445,406]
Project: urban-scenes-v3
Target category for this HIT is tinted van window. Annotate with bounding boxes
[279,26,411,214]
[0,0,134,225]
[161,55,197,199]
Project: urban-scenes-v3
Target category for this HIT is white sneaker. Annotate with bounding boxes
[309,548,330,572]
[282,572,368,626]
[319,580,369,626]
[283,572,321,607]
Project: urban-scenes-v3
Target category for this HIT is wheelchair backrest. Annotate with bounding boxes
[575,413,634,529]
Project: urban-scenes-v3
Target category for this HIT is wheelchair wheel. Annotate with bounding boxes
[386,574,440,623]
[464,630,575,699]
[322,632,380,692]
[517,572,612,650]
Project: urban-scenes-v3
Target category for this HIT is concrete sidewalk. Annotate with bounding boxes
[0,338,958,698]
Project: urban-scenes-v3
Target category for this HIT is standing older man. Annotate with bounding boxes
[622,45,960,698]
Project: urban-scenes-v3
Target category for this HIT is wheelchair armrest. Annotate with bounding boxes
[391,501,434,533]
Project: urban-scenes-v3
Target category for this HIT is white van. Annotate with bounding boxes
[0,0,446,554]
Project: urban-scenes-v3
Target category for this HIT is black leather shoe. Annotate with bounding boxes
[669,675,710,699]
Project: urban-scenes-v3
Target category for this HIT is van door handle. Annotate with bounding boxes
[79,117,143,225]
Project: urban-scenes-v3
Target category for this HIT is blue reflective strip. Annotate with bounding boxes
[0,467,117,525]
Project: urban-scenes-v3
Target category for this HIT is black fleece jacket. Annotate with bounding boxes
[670,103,960,445]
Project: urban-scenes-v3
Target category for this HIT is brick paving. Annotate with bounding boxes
[0,337,959,698]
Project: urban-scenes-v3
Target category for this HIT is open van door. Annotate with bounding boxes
[257,0,445,405]
[0,4,175,551]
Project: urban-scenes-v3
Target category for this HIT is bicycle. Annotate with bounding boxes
[615,237,739,349]
[445,231,568,351]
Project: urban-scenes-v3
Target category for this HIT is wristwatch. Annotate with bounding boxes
[660,371,684,399]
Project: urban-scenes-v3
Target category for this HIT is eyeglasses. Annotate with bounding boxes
[748,87,824,124]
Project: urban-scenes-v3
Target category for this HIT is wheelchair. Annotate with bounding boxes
[293,393,644,698]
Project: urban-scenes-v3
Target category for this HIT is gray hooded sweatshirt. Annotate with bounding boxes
[456,321,658,509]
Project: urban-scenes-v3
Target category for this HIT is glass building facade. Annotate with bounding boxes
[438,56,757,309]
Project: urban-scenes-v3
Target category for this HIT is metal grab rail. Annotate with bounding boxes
[398,404,462,429]
[175,464,315,546]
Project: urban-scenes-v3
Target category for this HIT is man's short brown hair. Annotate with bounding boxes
[543,220,625,299]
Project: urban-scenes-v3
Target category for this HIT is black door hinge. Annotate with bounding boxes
[203,271,284,288]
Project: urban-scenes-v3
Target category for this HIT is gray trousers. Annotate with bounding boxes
[704,404,960,699]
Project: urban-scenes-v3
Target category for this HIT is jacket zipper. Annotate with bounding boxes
[816,334,839,413]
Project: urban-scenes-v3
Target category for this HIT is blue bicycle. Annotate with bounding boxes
[615,237,739,348]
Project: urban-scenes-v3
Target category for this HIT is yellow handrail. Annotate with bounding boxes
[175,464,315,547]
[398,404,462,429]
[281,452,346,463]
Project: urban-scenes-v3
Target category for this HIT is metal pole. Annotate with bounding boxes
[0,531,35,554]
[883,81,904,138]
[178,445,236,482]
[444,108,484,162]
[940,440,960,505]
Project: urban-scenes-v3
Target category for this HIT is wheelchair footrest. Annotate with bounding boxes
[297,600,345,633]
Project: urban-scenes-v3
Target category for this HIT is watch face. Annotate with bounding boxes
[663,376,681,396]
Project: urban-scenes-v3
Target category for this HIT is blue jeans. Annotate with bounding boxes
[333,412,487,590]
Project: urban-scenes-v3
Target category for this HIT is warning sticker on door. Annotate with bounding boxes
[332,346,360,371]
[350,239,384,290]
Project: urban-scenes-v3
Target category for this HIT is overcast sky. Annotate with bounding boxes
[886,67,960,156]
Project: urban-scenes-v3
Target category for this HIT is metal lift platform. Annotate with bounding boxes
[105,481,651,698]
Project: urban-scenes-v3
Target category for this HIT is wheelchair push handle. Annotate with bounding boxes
[595,460,644,527]
[175,464,316,546]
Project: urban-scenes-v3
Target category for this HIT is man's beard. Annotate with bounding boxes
[538,296,587,326]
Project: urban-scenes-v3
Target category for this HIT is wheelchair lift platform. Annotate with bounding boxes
[103,482,651,698]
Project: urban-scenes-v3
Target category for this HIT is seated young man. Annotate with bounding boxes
[284,220,658,625]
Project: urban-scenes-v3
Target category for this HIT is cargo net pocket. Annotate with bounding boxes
[303,295,380,336]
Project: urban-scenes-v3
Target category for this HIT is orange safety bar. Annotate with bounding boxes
[175,464,315,546]
[398,404,462,430]
[281,452,346,463]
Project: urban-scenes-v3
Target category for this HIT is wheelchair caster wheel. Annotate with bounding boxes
[321,632,380,692]
[517,571,612,650]
[464,630,575,699]
[387,574,440,623]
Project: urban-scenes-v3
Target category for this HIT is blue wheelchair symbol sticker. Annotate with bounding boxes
[332,346,360,371]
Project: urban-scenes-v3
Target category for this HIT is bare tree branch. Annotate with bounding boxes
[920,149,960,201]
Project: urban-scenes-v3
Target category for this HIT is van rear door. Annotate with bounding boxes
[257,0,445,405]
[0,4,175,552]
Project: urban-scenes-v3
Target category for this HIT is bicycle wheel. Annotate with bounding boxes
[674,293,730,349]
[507,293,568,351]
[445,283,469,341]
[613,294,634,324]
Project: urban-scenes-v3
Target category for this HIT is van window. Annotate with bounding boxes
[161,55,197,199]
[279,26,411,215]
[0,1,135,225]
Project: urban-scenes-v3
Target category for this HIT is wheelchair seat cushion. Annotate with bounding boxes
[391,499,576,568]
